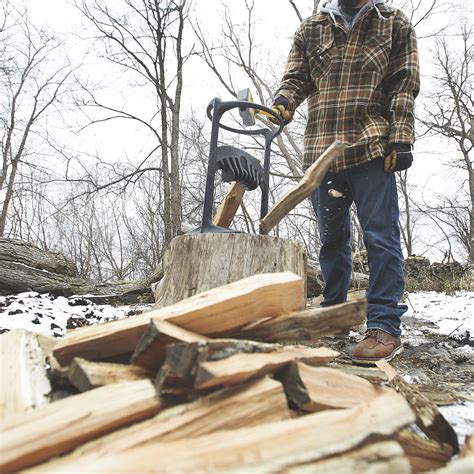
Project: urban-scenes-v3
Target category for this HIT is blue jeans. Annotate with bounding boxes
[311,158,407,336]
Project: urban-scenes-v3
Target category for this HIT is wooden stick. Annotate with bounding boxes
[259,140,346,234]
[53,272,304,366]
[376,360,459,454]
[0,330,51,423]
[213,182,246,227]
[0,380,160,472]
[68,358,153,392]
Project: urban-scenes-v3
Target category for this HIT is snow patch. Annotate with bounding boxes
[0,292,148,337]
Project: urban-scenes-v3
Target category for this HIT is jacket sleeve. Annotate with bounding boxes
[384,13,420,144]
[274,23,315,111]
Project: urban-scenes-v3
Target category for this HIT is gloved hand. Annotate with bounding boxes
[270,96,293,124]
[384,143,413,172]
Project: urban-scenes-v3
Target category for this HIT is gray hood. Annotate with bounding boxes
[318,0,386,25]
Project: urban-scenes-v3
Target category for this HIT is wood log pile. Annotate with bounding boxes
[0,272,468,473]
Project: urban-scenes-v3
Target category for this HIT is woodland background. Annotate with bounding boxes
[1,0,472,282]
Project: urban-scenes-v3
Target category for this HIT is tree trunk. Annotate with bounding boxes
[153,233,307,307]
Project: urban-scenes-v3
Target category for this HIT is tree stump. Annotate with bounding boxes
[153,233,307,307]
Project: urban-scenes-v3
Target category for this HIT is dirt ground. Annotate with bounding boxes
[319,312,474,444]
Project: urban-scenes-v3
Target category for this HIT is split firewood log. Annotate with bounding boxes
[53,272,304,366]
[0,330,51,423]
[28,377,291,472]
[154,339,339,397]
[130,319,208,371]
[259,141,346,234]
[234,298,367,342]
[212,181,246,228]
[54,391,414,473]
[376,360,459,454]
[68,358,153,392]
[275,361,386,412]
[397,430,453,472]
[0,380,160,473]
[284,441,410,474]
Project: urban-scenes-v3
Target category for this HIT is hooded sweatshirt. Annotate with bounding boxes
[274,0,420,172]
[319,0,386,31]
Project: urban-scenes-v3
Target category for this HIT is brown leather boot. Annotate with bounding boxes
[352,329,403,365]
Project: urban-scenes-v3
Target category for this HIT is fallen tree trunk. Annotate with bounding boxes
[154,233,306,307]
[62,391,414,473]
[0,380,161,473]
[307,258,369,297]
[0,330,51,423]
[0,238,154,303]
[53,272,305,366]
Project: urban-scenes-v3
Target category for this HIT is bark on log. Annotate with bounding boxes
[259,140,346,234]
[0,330,51,423]
[234,298,367,342]
[0,238,77,277]
[0,380,161,473]
[194,346,339,390]
[28,377,292,472]
[53,272,305,366]
[153,339,337,404]
[154,233,306,307]
[63,391,414,473]
[376,360,459,454]
[0,238,153,303]
[276,361,384,412]
[130,320,208,371]
[397,430,453,472]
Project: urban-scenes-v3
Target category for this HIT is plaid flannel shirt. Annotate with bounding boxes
[275,4,420,171]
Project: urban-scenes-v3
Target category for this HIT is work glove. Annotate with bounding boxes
[384,143,413,172]
[269,96,293,124]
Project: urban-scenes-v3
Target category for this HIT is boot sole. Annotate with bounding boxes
[352,344,404,366]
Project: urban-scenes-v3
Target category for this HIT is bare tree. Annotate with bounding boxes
[0,3,72,236]
[420,23,473,262]
[76,0,191,246]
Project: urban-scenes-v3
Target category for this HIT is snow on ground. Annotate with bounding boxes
[439,402,474,446]
[403,291,474,338]
[0,292,147,337]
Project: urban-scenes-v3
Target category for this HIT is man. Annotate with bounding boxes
[272,0,420,363]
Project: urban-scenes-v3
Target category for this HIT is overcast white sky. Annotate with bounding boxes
[20,0,472,260]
